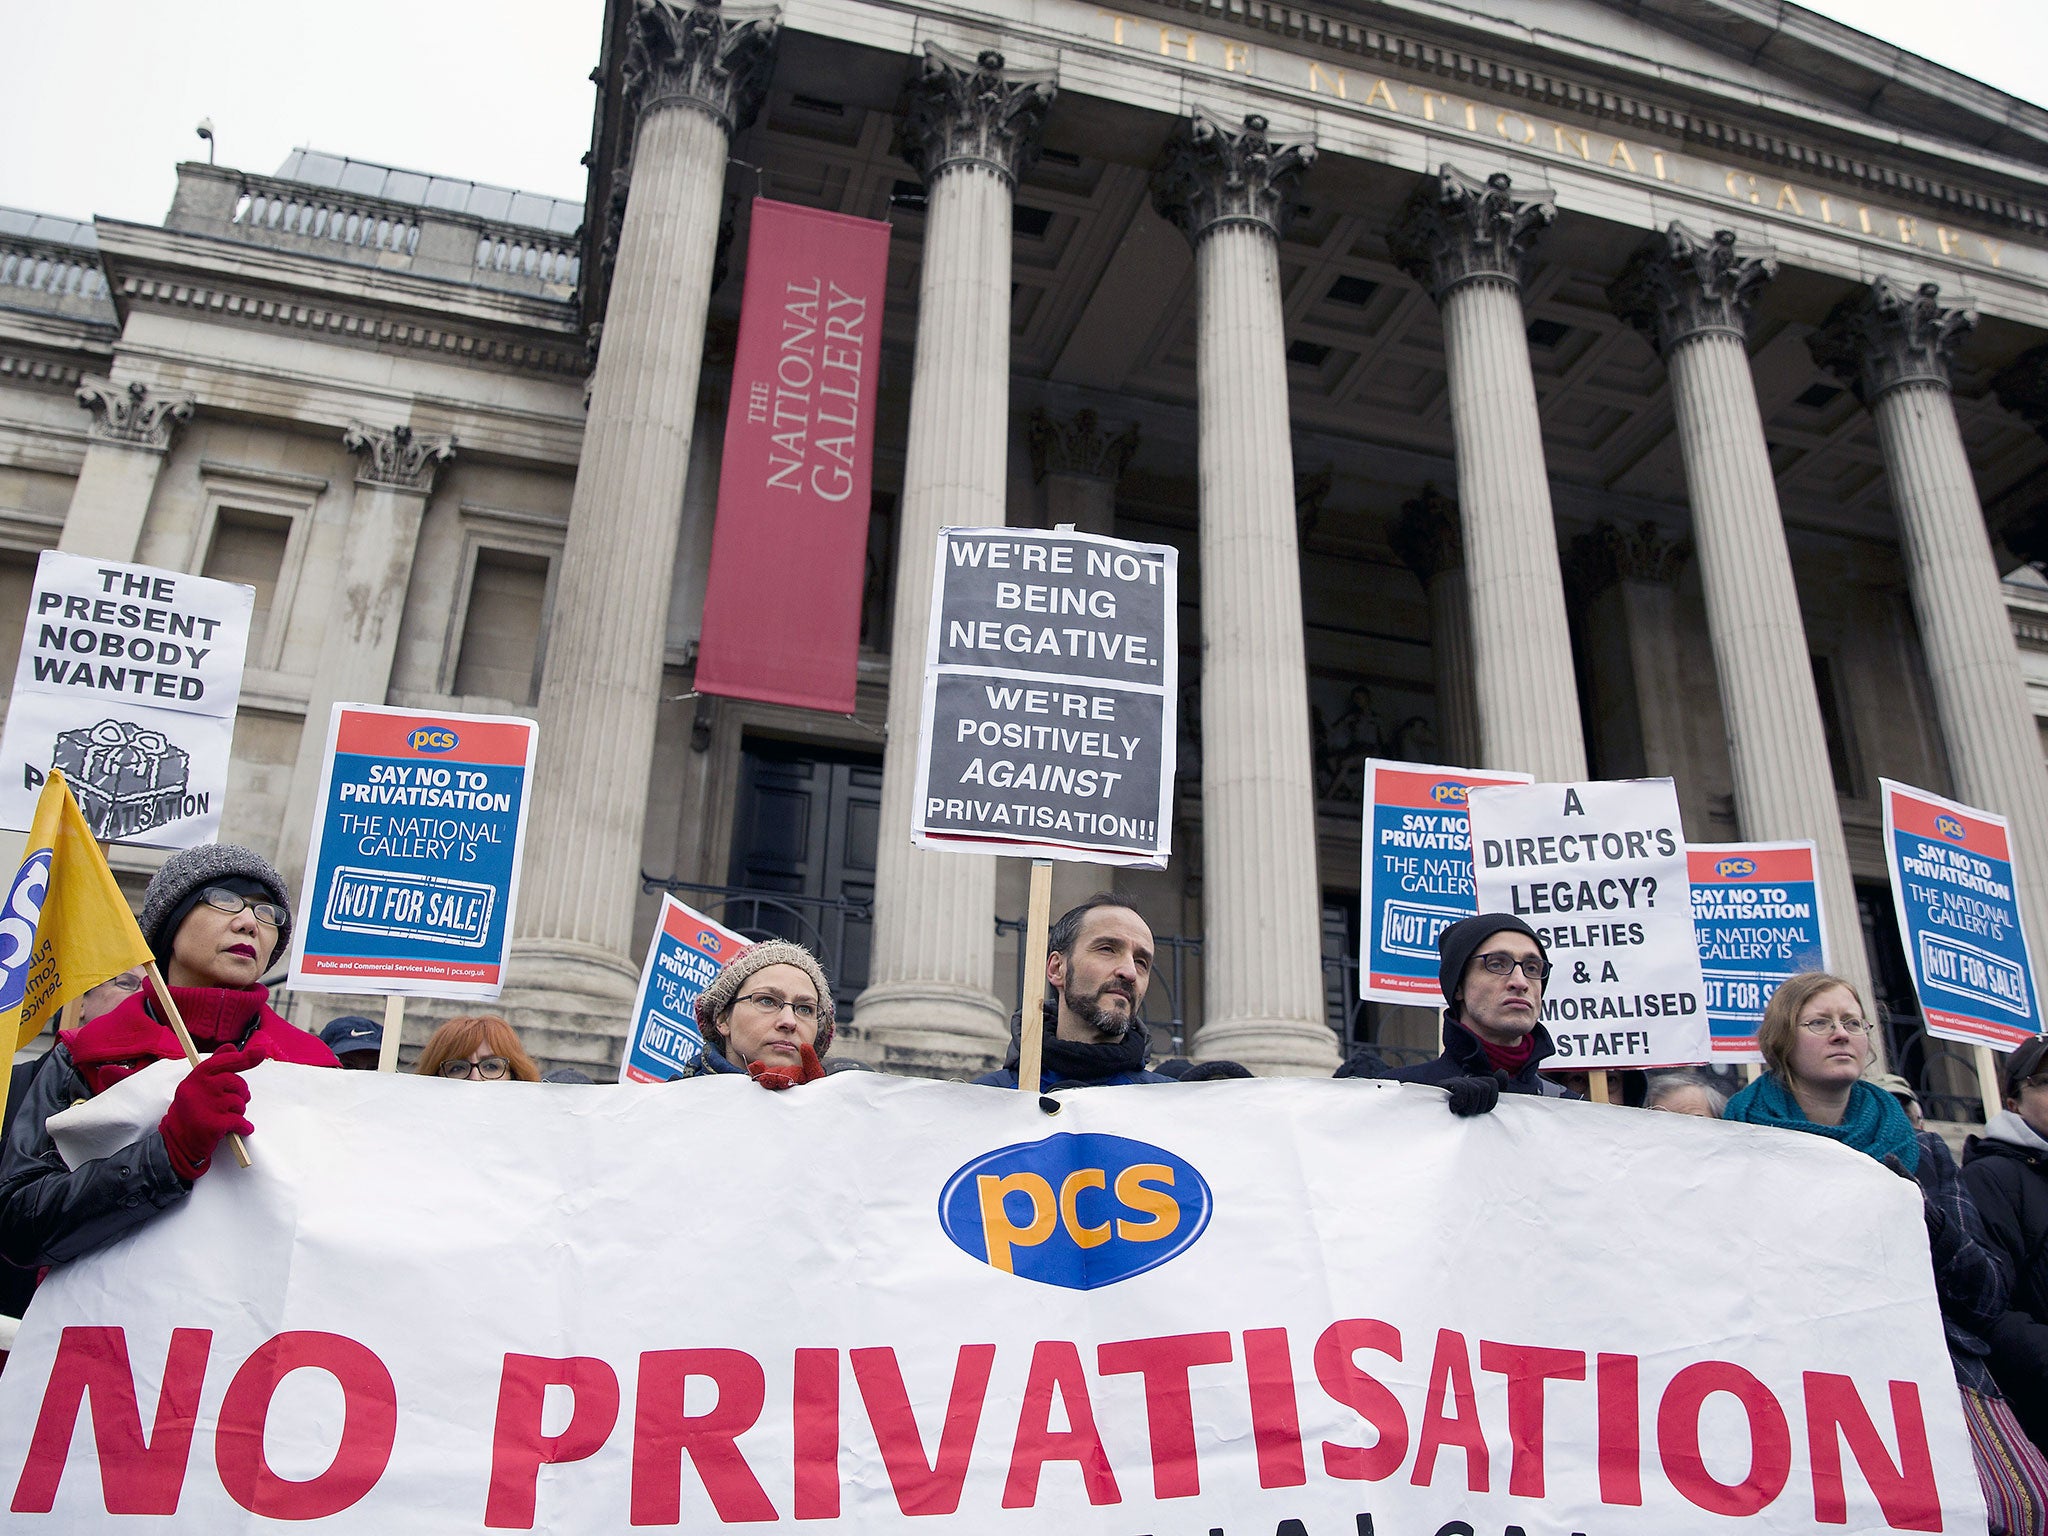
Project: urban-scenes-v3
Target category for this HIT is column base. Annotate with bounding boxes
[852,979,1009,1065]
[1194,1015,1341,1076]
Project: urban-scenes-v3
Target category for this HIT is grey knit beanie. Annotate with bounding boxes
[694,939,835,1057]
[141,843,293,970]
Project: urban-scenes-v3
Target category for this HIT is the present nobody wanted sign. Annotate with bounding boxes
[0,552,252,848]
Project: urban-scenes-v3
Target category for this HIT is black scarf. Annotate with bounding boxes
[1004,1001,1151,1082]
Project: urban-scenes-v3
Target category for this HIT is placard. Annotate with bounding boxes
[619,895,752,1082]
[1688,841,1828,1061]
[1358,759,1534,1005]
[1467,777,1712,1068]
[912,528,1177,866]
[1881,779,2043,1049]
[288,704,537,999]
[0,551,252,847]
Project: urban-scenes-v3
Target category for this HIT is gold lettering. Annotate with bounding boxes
[1308,61,1346,98]
[1818,195,1834,225]
[1158,27,1196,60]
[1937,226,1962,256]
[1463,102,1480,133]
[1221,41,1247,71]
[1414,88,1454,123]
[1496,110,1537,145]
[1607,140,1638,172]
[1980,237,2005,268]
[1896,215,1918,245]
[1363,77,1399,111]
[1652,151,1667,181]
[1858,206,1874,234]
[1552,126,1592,160]
[1096,9,1131,45]
[1774,184,1803,215]
[1725,170,1761,204]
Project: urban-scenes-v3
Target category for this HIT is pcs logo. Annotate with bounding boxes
[408,727,460,754]
[1935,814,1967,842]
[0,849,51,1013]
[938,1132,1211,1290]
[1715,857,1756,879]
[1429,782,1470,807]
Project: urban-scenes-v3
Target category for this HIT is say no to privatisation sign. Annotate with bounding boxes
[619,895,751,1082]
[1688,841,1828,1060]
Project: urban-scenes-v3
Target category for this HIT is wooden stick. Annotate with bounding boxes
[1974,1044,2003,1124]
[144,960,251,1169]
[1589,1068,1611,1105]
[377,994,406,1074]
[1017,860,1055,1095]
[1743,1062,1763,1084]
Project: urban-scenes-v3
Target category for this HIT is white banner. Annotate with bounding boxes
[1468,778,1712,1068]
[0,1067,1978,1533]
[0,552,252,847]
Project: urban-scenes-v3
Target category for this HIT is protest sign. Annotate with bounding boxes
[619,895,752,1082]
[288,705,536,1000]
[1881,779,2043,1049]
[0,551,252,847]
[912,527,1176,866]
[1468,777,1711,1067]
[1688,841,1827,1061]
[1359,759,1534,1005]
[0,1068,1980,1533]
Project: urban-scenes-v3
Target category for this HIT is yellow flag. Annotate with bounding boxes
[0,770,153,1051]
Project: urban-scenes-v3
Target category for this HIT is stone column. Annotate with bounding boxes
[1387,167,1585,782]
[857,45,1055,1059]
[1812,279,2048,946]
[61,379,195,560]
[276,423,456,892]
[1390,483,1480,768]
[513,0,778,1015]
[1028,406,1140,919]
[1152,110,1334,1074]
[1609,224,1872,1004]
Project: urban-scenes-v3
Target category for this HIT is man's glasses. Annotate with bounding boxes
[438,1056,510,1080]
[200,887,285,928]
[1796,1017,1873,1036]
[736,992,819,1023]
[1473,951,1549,983]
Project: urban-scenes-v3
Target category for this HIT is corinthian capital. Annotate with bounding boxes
[1564,520,1688,603]
[1150,109,1316,245]
[1391,484,1462,585]
[344,422,457,494]
[1608,223,1776,356]
[1027,409,1138,483]
[1386,165,1555,303]
[622,0,779,138]
[896,44,1055,188]
[75,378,195,452]
[1808,278,1976,403]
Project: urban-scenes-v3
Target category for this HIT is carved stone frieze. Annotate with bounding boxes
[343,422,457,494]
[1808,278,1977,403]
[621,0,779,137]
[1564,520,1688,603]
[1150,109,1316,245]
[895,44,1055,189]
[1390,483,1462,585]
[75,378,195,452]
[1386,165,1555,302]
[1026,408,1138,483]
[1608,223,1776,356]
[1993,344,2048,441]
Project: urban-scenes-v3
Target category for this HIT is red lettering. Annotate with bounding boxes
[11,1326,210,1515]
[1657,1361,1791,1517]
[215,1332,397,1520]
[1803,1373,1940,1530]
[792,1348,839,1520]
[1313,1319,1408,1482]
[484,1354,620,1529]
[1479,1341,1585,1498]
[1002,1340,1121,1509]
[1243,1327,1306,1489]
[631,1348,776,1524]
[1597,1352,1642,1505]
[1411,1328,1488,1492]
[1097,1331,1233,1499]
[849,1344,995,1516]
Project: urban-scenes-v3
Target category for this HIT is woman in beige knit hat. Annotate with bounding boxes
[690,939,836,1089]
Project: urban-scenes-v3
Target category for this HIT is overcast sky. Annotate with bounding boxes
[1,1,2043,226]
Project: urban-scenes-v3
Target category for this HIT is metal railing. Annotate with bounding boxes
[640,877,872,989]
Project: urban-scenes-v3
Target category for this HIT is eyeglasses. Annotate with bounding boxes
[1474,951,1550,983]
[438,1055,510,1080]
[200,887,286,928]
[92,973,143,993]
[736,991,818,1023]
[1797,1017,1873,1036]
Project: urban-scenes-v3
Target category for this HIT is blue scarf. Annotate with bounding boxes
[1724,1074,1920,1173]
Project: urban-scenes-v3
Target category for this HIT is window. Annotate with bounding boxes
[202,508,292,661]
[452,548,550,704]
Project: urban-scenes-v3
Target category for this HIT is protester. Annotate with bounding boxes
[1873,1070,1928,1131]
[1727,972,2048,1531]
[976,895,1172,1090]
[76,967,145,1023]
[1181,1059,1254,1082]
[0,845,338,1270]
[414,1016,542,1083]
[319,1015,383,1070]
[542,1066,596,1084]
[1644,1070,1725,1118]
[688,939,834,1089]
[1962,1035,2048,1457]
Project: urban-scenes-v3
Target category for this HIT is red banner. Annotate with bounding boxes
[695,199,890,713]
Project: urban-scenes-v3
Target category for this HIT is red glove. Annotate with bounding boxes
[158,1045,267,1181]
[747,1042,826,1091]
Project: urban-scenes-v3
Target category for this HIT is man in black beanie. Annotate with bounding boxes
[1374,912,1578,1099]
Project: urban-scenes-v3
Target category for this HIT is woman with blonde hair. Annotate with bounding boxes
[413,1015,542,1083]
[1726,971,2047,1533]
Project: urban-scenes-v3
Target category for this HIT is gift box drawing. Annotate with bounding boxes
[53,718,192,840]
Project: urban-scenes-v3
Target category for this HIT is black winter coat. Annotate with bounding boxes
[1962,1119,2048,1446]
[1342,1016,1580,1099]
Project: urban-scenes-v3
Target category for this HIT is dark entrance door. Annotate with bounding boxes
[726,737,883,1010]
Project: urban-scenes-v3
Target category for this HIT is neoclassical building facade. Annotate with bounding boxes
[7,0,2048,1106]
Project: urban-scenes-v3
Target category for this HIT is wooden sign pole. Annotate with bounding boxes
[1974,1044,2003,1123]
[1589,1068,1611,1105]
[377,994,407,1074]
[1016,860,1054,1095]
[144,960,251,1169]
